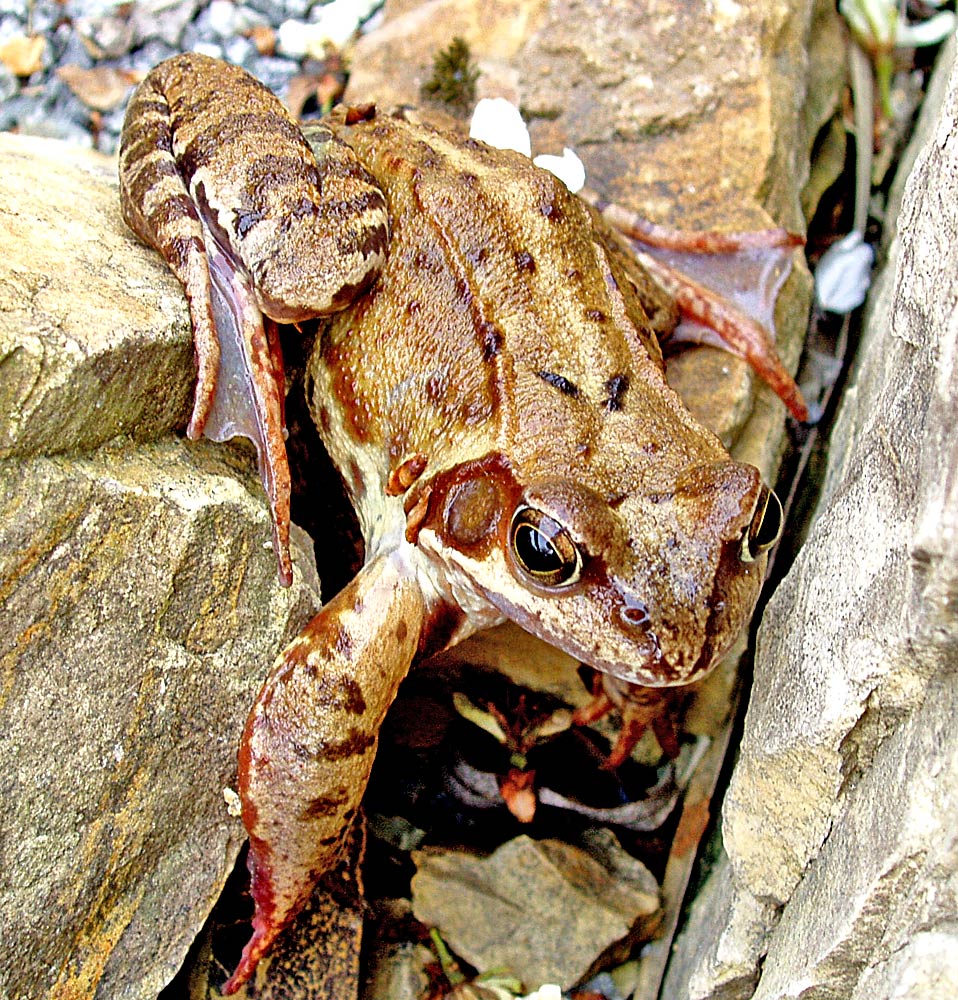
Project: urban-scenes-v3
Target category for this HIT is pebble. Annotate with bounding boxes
[0,0,381,153]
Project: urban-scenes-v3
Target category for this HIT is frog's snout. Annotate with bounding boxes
[740,485,783,563]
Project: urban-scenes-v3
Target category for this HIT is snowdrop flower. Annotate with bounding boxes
[839,0,956,114]
[840,0,956,51]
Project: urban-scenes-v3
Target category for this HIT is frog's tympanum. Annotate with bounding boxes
[119,54,801,993]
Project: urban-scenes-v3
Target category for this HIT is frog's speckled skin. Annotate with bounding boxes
[118,54,789,993]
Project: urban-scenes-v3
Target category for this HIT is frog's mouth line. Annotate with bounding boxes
[480,587,702,688]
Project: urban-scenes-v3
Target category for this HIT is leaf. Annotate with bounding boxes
[452,691,509,744]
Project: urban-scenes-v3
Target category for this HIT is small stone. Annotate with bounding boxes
[121,37,178,72]
[411,833,659,990]
[130,0,200,47]
[0,33,46,76]
[246,54,299,96]
[0,61,16,101]
[246,23,277,56]
[223,34,256,67]
[62,0,121,17]
[363,941,433,1000]
[56,64,140,112]
[207,0,241,37]
[74,14,135,59]
[191,39,224,60]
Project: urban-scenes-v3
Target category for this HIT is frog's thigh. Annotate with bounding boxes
[235,552,424,975]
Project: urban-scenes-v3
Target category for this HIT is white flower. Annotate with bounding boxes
[839,0,955,52]
[469,98,532,156]
[814,231,875,313]
[533,148,586,193]
[470,98,587,191]
[897,10,957,48]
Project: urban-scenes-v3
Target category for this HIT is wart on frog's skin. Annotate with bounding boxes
[118,52,797,994]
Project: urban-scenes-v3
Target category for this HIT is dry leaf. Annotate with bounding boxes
[56,65,142,111]
[0,35,46,77]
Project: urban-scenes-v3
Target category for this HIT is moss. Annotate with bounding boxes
[420,37,479,112]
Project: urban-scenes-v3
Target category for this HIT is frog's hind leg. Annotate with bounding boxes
[118,70,220,439]
[119,68,295,584]
[581,189,809,422]
[222,551,425,995]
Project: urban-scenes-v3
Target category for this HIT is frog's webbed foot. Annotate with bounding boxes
[582,189,809,422]
[118,55,390,587]
[203,244,293,585]
[573,671,684,769]
[222,552,425,996]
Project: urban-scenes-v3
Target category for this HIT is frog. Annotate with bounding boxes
[117,53,803,993]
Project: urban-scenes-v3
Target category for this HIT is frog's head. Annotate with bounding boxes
[416,448,781,687]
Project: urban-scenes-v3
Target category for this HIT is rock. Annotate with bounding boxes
[662,862,776,1000]
[0,135,322,999]
[411,832,659,991]
[663,36,958,1000]
[0,132,194,458]
[130,0,201,48]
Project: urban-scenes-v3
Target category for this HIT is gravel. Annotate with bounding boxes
[0,0,382,152]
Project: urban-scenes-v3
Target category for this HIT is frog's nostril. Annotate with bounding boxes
[740,485,783,563]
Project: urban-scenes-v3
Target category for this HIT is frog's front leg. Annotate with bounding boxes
[222,551,425,995]
[118,53,388,583]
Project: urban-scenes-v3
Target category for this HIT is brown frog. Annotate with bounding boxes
[118,53,801,992]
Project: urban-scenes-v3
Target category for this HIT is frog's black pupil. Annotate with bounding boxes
[515,524,562,572]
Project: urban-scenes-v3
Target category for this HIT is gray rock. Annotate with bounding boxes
[0,61,17,102]
[223,33,257,68]
[130,0,201,47]
[246,54,301,96]
[122,37,179,72]
[74,13,137,60]
[664,35,958,1000]
[0,133,193,457]
[0,133,322,999]
[18,0,61,34]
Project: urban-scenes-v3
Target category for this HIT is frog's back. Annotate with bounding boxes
[309,108,717,516]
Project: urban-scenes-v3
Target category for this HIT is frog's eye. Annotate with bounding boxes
[510,507,582,588]
[740,485,784,563]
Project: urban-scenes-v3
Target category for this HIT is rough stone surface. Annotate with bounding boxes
[0,140,322,1000]
[0,132,195,457]
[664,41,958,1000]
[411,832,659,991]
